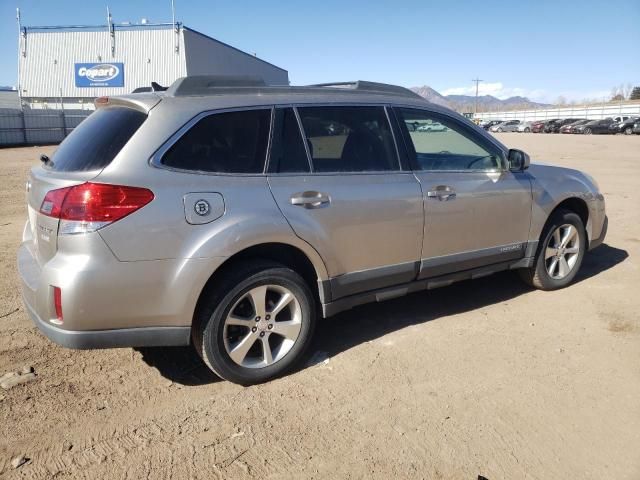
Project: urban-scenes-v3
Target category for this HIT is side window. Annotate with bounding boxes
[297,106,399,172]
[161,109,271,173]
[396,108,504,171]
[269,108,310,173]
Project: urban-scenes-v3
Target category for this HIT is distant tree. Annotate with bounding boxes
[610,85,621,100]
[622,83,634,99]
[611,94,625,102]
[630,87,640,100]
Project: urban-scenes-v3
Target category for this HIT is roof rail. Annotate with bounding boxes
[308,81,422,99]
[167,75,267,97]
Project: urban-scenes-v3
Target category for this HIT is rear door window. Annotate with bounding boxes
[48,107,146,172]
[162,109,271,173]
[296,106,399,172]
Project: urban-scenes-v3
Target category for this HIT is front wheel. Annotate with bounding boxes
[193,261,316,385]
[625,127,632,135]
[518,210,586,290]
[497,127,503,132]
[584,128,592,135]
[525,127,531,133]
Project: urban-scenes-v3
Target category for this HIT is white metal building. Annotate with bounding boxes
[17,21,289,109]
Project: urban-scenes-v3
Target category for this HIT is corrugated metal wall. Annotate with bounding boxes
[19,26,187,98]
[0,109,92,145]
[183,29,289,85]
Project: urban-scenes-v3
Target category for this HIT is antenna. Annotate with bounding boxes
[472,77,483,115]
[171,0,179,54]
[107,6,115,57]
[16,8,24,110]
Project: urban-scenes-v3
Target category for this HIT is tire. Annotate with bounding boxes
[193,260,316,385]
[625,127,632,135]
[584,128,592,135]
[525,127,531,133]
[497,127,503,132]
[518,209,586,290]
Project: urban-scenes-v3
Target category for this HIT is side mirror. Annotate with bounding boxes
[508,149,530,171]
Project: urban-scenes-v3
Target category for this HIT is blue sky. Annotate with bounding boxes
[1,0,639,102]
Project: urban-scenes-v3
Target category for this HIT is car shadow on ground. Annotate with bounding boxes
[138,243,627,386]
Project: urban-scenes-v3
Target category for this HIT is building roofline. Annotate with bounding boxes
[23,22,178,33]
[182,26,288,74]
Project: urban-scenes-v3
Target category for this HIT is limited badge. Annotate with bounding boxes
[194,199,210,216]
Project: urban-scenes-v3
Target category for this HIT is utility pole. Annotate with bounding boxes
[472,77,483,116]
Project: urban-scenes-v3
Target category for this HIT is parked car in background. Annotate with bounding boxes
[516,121,534,133]
[417,121,448,132]
[609,116,640,135]
[530,120,547,133]
[543,119,565,133]
[559,119,590,134]
[16,76,608,385]
[490,120,521,132]
[548,118,585,133]
[611,116,630,123]
[481,120,503,130]
[574,118,615,135]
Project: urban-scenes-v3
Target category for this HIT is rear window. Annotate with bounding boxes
[48,107,146,172]
[161,109,271,174]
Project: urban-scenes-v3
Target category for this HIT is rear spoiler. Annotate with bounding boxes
[94,93,162,113]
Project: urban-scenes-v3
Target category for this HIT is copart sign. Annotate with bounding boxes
[75,63,124,87]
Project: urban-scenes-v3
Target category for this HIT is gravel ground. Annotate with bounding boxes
[0,133,639,479]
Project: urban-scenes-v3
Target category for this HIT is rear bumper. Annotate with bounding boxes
[17,230,225,349]
[24,299,190,349]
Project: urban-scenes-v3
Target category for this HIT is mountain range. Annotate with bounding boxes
[410,86,551,112]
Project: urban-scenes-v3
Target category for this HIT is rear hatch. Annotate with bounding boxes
[27,104,149,266]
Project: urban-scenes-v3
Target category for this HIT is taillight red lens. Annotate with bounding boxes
[53,286,63,322]
[40,182,154,223]
[40,186,72,217]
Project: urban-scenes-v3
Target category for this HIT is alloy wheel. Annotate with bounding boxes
[544,224,581,280]
[223,284,302,368]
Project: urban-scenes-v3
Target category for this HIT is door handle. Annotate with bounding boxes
[427,185,456,201]
[290,191,331,209]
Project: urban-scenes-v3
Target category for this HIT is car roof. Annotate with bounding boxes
[115,76,435,113]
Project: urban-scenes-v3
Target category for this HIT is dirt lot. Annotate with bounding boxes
[1,133,639,479]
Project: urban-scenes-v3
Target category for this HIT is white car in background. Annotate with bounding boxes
[490,120,521,132]
[417,121,448,132]
[517,121,534,133]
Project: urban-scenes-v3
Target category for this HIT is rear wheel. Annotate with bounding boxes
[625,127,632,135]
[193,261,316,385]
[518,210,586,290]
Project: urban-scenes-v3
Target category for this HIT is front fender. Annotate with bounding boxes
[527,164,606,244]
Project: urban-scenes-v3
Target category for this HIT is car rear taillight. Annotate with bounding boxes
[39,182,154,234]
[53,286,63,324]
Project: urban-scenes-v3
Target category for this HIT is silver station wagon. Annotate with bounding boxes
[18,77,607,385]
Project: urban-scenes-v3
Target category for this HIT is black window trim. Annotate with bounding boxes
[150,105,274,176]
[393,106,508,173]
